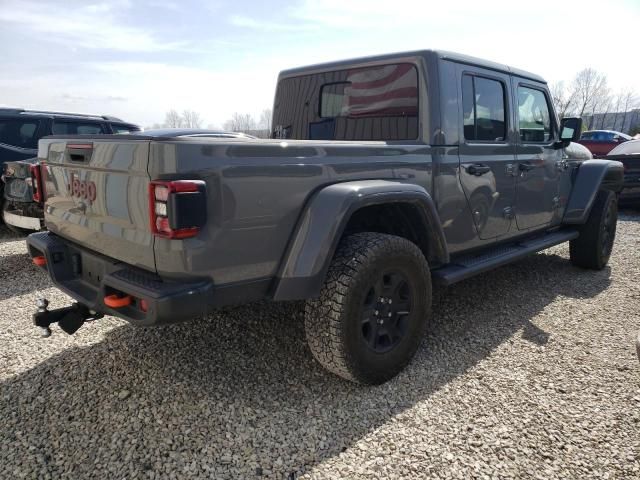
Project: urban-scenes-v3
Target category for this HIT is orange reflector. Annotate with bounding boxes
[140,299,149,312]
[104,294,132,308]
[33,255,47,266]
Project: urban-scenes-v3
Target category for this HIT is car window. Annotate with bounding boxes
[580,132,594,140]
[111,125,140,134]
[52,121,106,135]
[273,63,419,141]
[517,86,552,143]
[462,74,506,142]
[0,119,41,149]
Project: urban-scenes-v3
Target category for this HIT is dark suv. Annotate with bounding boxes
[1,108,140,232]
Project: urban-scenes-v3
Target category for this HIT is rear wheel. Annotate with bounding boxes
[304,232,431,384]
[569,190,617,270]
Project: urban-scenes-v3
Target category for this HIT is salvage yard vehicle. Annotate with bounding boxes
[601,139,640,205]
[27,50,624,384]
[0,108,140,232]
[577,129,632,158]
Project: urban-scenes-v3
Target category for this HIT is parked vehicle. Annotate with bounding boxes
[2,129,249,234]
[27,50,623,384]
[577,130,632,157]
[0,108,140,232]
[601,139,640,205]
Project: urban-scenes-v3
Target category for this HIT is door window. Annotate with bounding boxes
[462,75,506,142]
[517,86,552,143]
[52,121,106,135]
[0,119,41,148]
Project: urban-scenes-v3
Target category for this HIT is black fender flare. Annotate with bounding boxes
[563,159,624,224]
[272,180,448,301]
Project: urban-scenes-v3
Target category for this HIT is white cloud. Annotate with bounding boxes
[0,0,186,52]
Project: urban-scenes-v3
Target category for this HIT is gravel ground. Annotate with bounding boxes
[0,213,639,479]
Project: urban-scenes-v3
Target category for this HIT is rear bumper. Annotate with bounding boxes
[3,207,43,231]
[26,231,214,326]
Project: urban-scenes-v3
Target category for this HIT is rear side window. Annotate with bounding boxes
[462,75,506,142]
[517,86,553,143]
[0,119,41,149]
[111,124,140,134]
[273,63,419,141]
[52,121,106,135]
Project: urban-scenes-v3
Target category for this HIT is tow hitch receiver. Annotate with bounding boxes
[33,298,104,337]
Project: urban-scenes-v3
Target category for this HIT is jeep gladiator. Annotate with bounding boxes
[27,50,624,384]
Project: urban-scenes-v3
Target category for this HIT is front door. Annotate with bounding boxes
[512,81,562,231]
[458,67,516,240]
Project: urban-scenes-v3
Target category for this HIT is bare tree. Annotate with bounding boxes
[618,89,639,133]
[182,110,202,128]
[572,68,608,118]
[223,112,256,133]
[587,82,610,130]
[164,109,183,128]
[550,81,577,119]
[258,108,272,132]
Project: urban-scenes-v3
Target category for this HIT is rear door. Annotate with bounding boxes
[457,65,516,239]
[512,80,561,231]
[41,138,155,270]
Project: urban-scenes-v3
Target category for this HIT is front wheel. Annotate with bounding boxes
[304,232,431,385]
[569,190,617,270]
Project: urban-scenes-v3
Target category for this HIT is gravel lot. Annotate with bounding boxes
[1,213,639,479]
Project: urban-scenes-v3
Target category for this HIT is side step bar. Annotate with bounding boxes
[432,229,579,286]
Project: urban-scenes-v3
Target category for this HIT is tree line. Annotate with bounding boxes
[149,108,272,138]
[550,69,639,134]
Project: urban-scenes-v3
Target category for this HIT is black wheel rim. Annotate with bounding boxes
[361,271,412,353]
[601,202,615,258]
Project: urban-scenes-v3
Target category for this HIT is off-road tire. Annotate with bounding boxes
[569,190,617,270]
[304,232,431,385]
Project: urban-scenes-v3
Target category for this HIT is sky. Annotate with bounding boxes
[1,0,639,129]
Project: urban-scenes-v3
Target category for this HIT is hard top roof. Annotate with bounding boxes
[279,49,546,84]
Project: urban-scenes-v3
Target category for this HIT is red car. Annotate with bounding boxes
[577,129,632,157]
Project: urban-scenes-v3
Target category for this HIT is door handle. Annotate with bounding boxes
[466,164,491,176]
[518,162,536,172]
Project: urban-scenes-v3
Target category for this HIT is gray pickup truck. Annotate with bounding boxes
[27,50,623,384]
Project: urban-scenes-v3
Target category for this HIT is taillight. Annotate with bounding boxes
[149,180,206,239]
[30,163,44,204]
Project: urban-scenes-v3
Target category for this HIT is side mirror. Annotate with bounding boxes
[559,117,582,144]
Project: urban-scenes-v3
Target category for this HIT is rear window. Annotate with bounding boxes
[0,119,41,149]
[52,121,106,135]
[273,63,419,141]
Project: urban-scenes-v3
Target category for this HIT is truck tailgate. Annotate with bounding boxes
[40,137,155,271]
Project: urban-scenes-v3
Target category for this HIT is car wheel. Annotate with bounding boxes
[569,190,617,270]
[304,232,431,384]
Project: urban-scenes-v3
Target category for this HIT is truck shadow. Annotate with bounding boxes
[0,252,50,301]
[0,249,612,478]
[0,225,24,243]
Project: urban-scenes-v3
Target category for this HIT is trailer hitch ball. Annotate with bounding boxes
[36,298,52,338]
[33,297,103,337]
